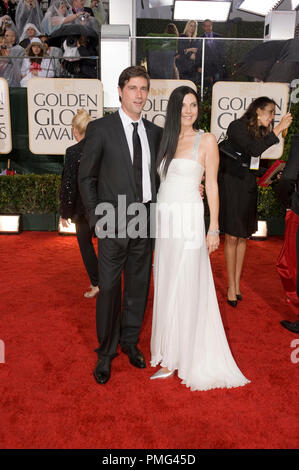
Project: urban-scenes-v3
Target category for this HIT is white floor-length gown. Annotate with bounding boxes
[150,131,250,391]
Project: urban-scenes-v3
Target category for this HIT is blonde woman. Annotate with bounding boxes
[59,109,99,298]
[176,20,200,84]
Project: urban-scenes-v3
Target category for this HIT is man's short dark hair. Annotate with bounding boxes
[118,66,150,91]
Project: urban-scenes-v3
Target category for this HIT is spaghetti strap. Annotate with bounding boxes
[192,130,204,162]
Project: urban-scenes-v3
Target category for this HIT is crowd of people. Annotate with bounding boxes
[59,65,296,391]
[1,10,227,88]
[0,0,108,85]
[146,19,225,88]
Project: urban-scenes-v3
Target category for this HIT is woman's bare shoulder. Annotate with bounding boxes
[200,132,217,145]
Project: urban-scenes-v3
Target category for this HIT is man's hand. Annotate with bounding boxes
[199,176,205,199]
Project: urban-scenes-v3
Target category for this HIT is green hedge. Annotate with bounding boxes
[0,174,61,214]
[0,172,284,220]
[1,101,298,219]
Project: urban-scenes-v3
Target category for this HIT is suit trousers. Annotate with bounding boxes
[276,210,299,304]
[95,230,153,359]
[75,215,98,287]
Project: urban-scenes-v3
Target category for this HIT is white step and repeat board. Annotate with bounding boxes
[27,78,103,155]
[9,78,290,158]
[0,78,12,154]
[27,78,195,154]
[142,79,197,127]
[211,81,289,159]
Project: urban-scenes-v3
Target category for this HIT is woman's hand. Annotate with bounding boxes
[279,113,293,131]
[273,113,292,136]
[60,217,71,227]
[206,231,220,254]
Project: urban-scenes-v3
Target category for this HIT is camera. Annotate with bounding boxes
[1,45,7,50]
[79,12,89,20]
[65,35,79,47]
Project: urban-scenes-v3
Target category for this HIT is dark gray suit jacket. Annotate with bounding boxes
[78,111,162,230]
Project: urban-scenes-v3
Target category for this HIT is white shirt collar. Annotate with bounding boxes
[119,107,143,128]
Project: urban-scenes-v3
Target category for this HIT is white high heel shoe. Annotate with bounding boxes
[150,368,175,380]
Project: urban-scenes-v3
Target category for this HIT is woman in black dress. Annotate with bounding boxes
[59,109,99,298]
[218,97,292,306]
[176,19,201,84]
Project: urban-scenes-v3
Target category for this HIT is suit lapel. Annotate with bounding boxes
[143,119,157,198]
[143,119,156,175]
[112,112,136,190]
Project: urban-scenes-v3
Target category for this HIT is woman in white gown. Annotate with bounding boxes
[150,86,250,391]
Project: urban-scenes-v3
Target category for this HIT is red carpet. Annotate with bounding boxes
[0,232,298,449]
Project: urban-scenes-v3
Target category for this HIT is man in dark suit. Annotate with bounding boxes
[275,134,299,333]
[198,19,225,87]
[78,66,162,384]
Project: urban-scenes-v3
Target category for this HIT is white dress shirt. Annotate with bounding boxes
[119,107,152,203]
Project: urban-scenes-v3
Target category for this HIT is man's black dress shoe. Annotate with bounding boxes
[121,344,146,368]
[280,320,299,334]
[94,356,111,384]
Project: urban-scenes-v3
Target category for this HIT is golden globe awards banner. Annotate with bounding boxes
[27,78,103,155]
[0,78,12,154]
[142,79,197,127]
[211,81,289,159]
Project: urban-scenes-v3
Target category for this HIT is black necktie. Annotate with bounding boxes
[132,122,143,202]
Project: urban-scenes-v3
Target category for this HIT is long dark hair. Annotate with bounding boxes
[157,86,200,177]
[27,42,45,65]
[241,96,276,138]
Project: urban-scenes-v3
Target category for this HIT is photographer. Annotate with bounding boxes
[0,28,23,85]
[15,0,43,38]
[71,0,93,18]
[42,1,80,36]
[77,34,97,78]
[39,34,62,77]
[85,0,107,26]
[60,33,97,78]
[71,0,100,33]
[0,15,15,35]
[0,0,16,24]
[0,33,8,75]
[60,34,81,77]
